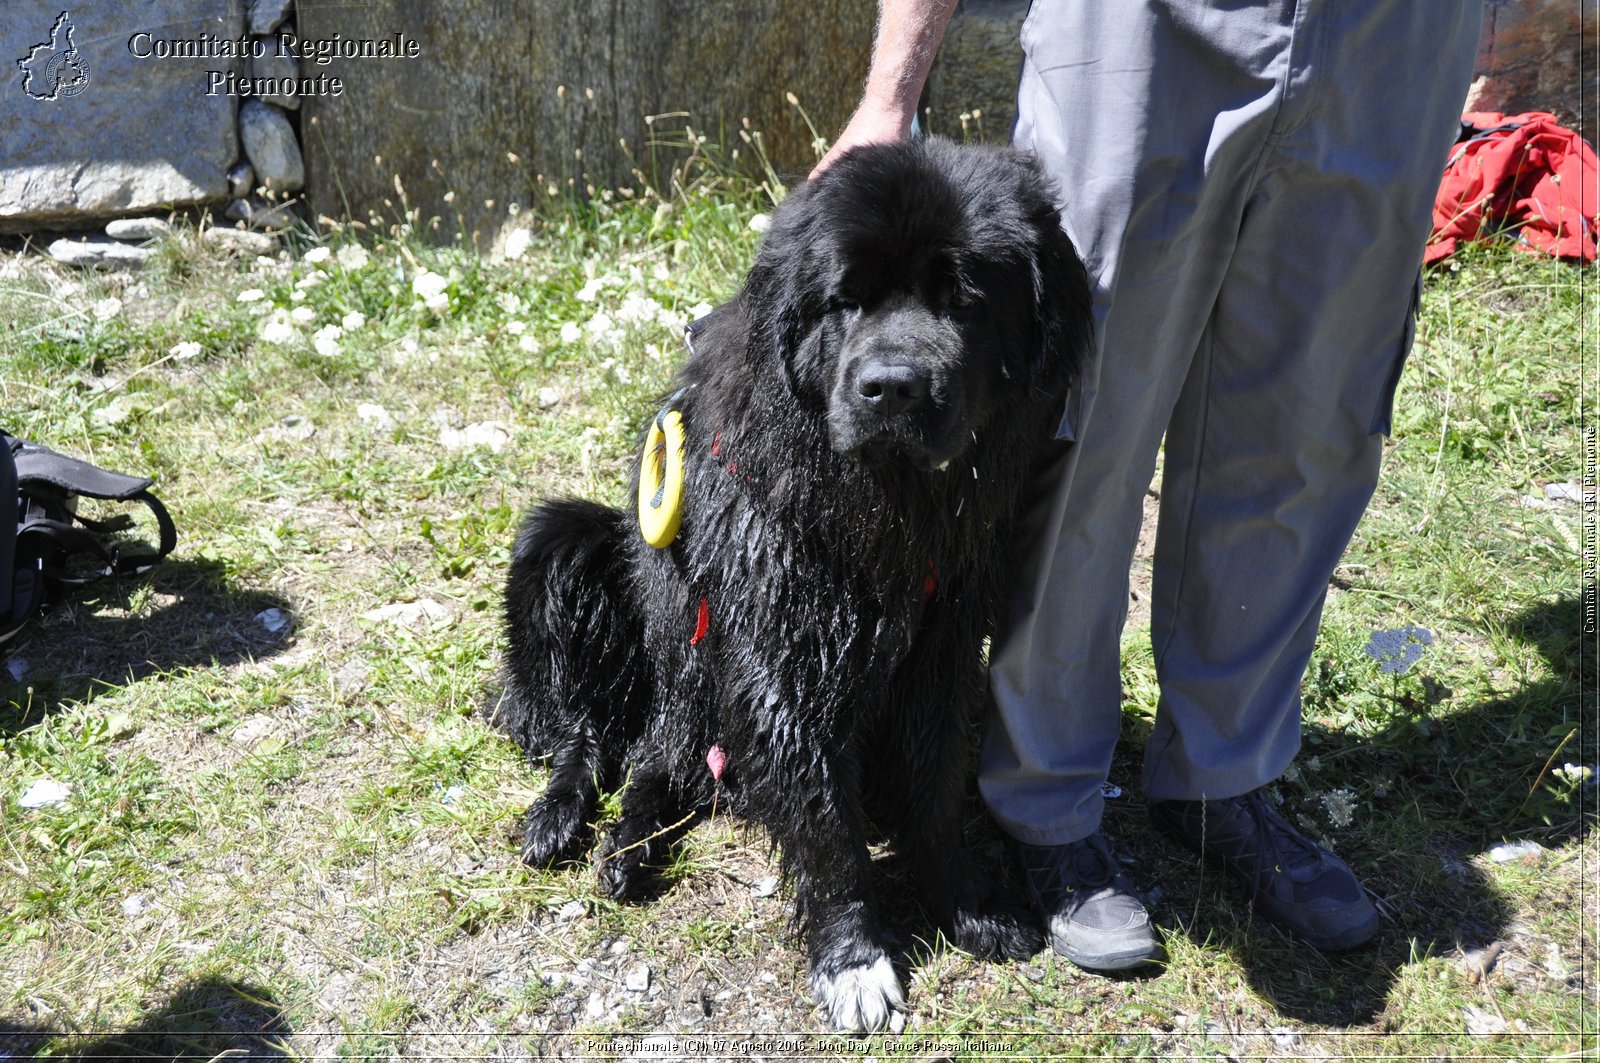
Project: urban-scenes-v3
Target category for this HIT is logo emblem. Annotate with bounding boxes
[17,11,91,101]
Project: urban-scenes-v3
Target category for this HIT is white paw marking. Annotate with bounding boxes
[811,955,905,1032]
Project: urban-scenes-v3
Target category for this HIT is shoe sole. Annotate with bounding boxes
[1052,924,1164,971]
[1150,811,1380,953]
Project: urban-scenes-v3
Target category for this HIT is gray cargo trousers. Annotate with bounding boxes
[979,0,1483,845]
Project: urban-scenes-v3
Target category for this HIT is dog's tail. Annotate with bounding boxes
[494,498,652,864]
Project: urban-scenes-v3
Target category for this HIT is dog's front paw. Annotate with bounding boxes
[810,953,905,1033]
[519,793,589,867]
[594,831,657,901]
[950,899,1044,961]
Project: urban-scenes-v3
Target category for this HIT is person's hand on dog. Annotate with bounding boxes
[810,0,958,178]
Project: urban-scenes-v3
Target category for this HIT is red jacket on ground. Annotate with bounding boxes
[1427,111,1598,265]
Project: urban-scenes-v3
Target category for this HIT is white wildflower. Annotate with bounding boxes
[749,213,772,233]
[336,243,370,270]
[502,228,533,260]
[168,340,203,360]
[505,319,526,335]
[312,324,343,357]
[585,310,621,349]
[91,297,122,321]
[290,305,317,324]
[559,321,582,345]
[575,277,605,303]
[497,291,524,315]
[303,246,333,266]
[687,300,714,320]
[259,312,296,345]
[615,291,660,327]
[652,261,671,282]
[517,335,541,354]
[296,271,325,290]
[237,288,266,303]
[1321,788,1357,829]
[412,269,451,313]
[341,310,366,331]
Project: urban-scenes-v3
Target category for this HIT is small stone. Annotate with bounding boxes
[360,599,452,629]
[239,100,305,192]
[536,386,562,409]
[332,660,369,693]
[225,197,299,231]
[228,163,257,199]
[751,876,779,898]
[1488,840,1544,864]
[4,658,29,682]
[1544,481,1581,503]
[356,403,395,429]
[438,421,512,453]
[105,217,172,242]
[121,894,147,917]
[203,227,279,255]
[556,900,586,922]
[20,779,71,809]
[248,0,295,36]
[232,715,279,745]
[251,38,302,109]
[1463,1004,1508,1037]
[624,964,650,992]
[272,415,316,441]
[48,236,151,270]
[1270,1028,1299,1050]
[255,607,290,633]
[584,990,606,1019]
[608,938,630,955]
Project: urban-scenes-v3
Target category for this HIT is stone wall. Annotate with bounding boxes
[2,0,313,239]
[295,0,876,247]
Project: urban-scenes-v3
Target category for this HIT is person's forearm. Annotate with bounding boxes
[812,0,957,175]
[859,0,959,128]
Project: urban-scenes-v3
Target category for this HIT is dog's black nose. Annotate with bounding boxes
[855,361,930,418]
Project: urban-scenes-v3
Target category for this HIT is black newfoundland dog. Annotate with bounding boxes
[491,138,1090,1030]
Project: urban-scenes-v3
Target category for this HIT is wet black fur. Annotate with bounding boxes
[490,139,1091,1024]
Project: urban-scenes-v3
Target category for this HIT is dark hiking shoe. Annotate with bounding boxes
[1149,787,1380,951]
[1015,832,1162,970]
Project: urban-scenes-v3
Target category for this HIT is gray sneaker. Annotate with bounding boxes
[1015,832,1163,971]
[1149,787,1379,951]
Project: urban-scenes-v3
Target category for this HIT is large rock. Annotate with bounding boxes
[297,0,875,245]
[240,99,305,191]
[1467,0,1596,144]
[0,1,246,231]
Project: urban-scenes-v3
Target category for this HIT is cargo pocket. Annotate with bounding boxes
[1370,270,1422,437]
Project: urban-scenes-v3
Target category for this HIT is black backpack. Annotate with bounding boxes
[1,432,176,645]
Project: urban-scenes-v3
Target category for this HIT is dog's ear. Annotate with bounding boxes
[743,192,829,399]
[1027,201,1093,391]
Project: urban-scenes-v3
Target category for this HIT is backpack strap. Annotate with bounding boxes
[8,436,177,587]
[0,433,42,644]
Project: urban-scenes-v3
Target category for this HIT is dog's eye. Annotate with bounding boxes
[947,288,983,317]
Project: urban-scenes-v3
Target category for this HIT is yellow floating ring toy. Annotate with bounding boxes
[637,405,687,548]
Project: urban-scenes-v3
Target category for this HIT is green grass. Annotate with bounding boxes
[0,152,1592,1061]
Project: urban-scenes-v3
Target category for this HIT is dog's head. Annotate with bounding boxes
[744,138,1089,470]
